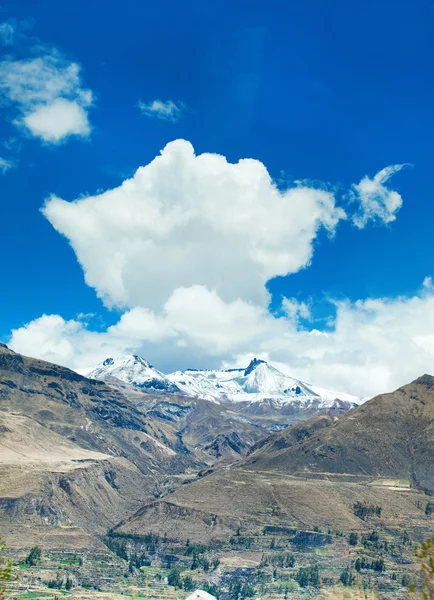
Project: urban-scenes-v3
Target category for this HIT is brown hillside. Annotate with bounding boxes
[244,375,434,492]
[0,345,266,548]
[114,376,434,543]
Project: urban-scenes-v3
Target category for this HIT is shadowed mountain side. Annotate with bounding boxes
[0,344,270,473]
[91,375,268,465]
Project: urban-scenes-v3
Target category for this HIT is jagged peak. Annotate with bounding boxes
[244,358,267,376]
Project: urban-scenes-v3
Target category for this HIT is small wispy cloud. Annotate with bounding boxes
[350,163,411,228]
[3,137,21,152]
[0,157,15,174]
[0,21,15,46]
[137,99,186,122]
[0,19,94,146]
[0,52,93,144]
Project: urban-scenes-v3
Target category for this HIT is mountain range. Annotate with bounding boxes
[77,354,362,410]
[1,343,433,556]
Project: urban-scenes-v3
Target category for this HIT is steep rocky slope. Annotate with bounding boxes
[0,343,191,476]
[0,343,178,548]
[0,344,267,548]
[0,411,146,549]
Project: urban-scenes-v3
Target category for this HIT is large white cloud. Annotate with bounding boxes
[0,53,93,143]
[8,141,413,397]
[8,280,434,398]
[43,139,346,309]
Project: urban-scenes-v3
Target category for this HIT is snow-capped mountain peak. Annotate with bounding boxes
[76,354,362,409]
[166,358,362,408]
[239,358,315,396]
[77,354,181,393]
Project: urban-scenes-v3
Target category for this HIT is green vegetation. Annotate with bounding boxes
[102,535,128,560]
[410,537,434,599]
[0,538,14,600]
[348,532,358,546]
[9,527,432,599]
[354,556,385,572]
[228,580,255,599]
[65,577,73,591]
[354,501,382,519]
[202,581,221,598]
[25,547,42,567]
[47,575,73,591]
[229,535,253,548]
[295,564,320,587]
[167,567,198,592]
[260,552,296,568]
[339,567,355,586]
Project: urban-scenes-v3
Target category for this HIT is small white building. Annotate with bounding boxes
[185,591,217,600]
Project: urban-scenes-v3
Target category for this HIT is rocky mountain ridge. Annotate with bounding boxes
[3,344,432,555]
[78,354,362,411]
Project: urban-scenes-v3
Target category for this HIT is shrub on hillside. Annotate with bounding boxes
[354,502,382,519]
[25,546,42,566]
[410,537,434,599]
[0,538,14,600]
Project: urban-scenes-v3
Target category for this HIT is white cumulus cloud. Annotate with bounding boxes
[22,98,90,143]
[138,99,186,122]
[7,140,413,398]
[42,139,346,310]
[351,164,409,228]
[8,281,434,398]
[0,52,93,143]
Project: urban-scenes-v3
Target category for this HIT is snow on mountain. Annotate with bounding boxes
[77,355,181,393]
[77,355,362,408]
[167,358,361,408]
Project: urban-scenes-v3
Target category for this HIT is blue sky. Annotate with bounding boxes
[2,0,434,396]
